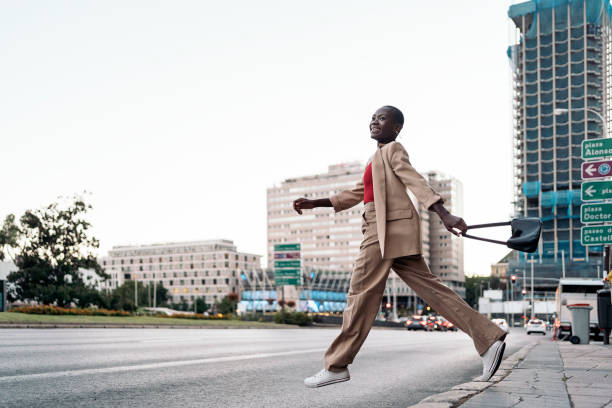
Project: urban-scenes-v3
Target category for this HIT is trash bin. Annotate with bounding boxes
[568,304,593,345]
[597,289,612,344]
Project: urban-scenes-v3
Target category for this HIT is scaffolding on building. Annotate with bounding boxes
[508,0,612,277]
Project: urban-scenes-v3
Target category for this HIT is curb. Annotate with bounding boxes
[405,342,538,408]
[0,323,293,329]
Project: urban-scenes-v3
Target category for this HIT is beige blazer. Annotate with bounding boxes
[330,141,443,259]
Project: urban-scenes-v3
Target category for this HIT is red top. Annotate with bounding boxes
[363,162,374,204]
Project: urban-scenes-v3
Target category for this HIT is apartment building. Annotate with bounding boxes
[101,240,261,305]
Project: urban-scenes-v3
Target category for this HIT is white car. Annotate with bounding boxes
[492,318,509,332]
[526,319,546,335]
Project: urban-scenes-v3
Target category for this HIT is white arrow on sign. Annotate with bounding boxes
[585,164,597,177]
[585,185,597,197]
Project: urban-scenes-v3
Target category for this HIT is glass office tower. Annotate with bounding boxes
[508,0,612,279]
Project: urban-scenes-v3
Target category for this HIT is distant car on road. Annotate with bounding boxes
[491,318,509,333]
[526,319,546,335]
[405,315,429,331]
[425,315,443,331]
[438,316,458,332]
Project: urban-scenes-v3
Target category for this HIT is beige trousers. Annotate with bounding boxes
[324,202,506,371]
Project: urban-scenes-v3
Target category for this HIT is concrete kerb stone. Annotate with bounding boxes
[406,342,538,408]
[0,323,292,329]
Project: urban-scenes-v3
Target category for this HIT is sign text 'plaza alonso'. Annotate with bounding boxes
[582,138,612,160]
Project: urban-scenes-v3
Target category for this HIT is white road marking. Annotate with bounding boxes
[0,348,328,382]
[0,339,456,382]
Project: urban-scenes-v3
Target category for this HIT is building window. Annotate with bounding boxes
[130,259,134,264]
[201,279,205,284]
[170,280,174,286]
[180,280,185,285]
[225,278,229,284]
[217,270,220,276]
[225,253,229,260]
[205,271,209,276]
[225,262,229,267]
[184,271,187,277]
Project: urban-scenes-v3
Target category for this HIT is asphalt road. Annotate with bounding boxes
[0,326,540,408]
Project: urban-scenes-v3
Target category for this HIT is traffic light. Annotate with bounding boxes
[511,275,517,283]
[522,289,527,295]
[385,302,391,309]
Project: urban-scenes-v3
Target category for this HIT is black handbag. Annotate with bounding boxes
[461,217,542,253]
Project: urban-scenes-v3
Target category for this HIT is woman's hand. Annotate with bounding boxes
[293,198,315,214]
[441,213,468,237]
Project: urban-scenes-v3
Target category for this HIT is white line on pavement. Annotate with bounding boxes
[0,348,328,382]
[0,339,456,382]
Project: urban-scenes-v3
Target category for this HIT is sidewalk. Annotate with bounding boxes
[409,339,612,408]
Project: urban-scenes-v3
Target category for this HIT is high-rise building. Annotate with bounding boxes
[267,162,364,276]
[266,162,464,303]
[101,240,261,305]
[426,171,465,298]
[508,0,611,281]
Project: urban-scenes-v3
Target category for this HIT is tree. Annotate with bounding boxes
[194,297,209,314]
[464,275,491,309]
[2,195,108,307]
[219,293,239,315]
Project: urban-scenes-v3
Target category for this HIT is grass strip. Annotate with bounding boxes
[0,312,287,328]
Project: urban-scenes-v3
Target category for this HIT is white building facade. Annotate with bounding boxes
[101,240,261,305]
[426,171,466,298]
[267,162,463,303]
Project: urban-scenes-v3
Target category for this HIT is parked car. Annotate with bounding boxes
[439,316,458,331]
[492,318,509,333]
[526,319,547,335]
[425,315,443,331]
[405,315,429,331]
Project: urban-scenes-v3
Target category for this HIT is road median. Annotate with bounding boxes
[0,312,291,329]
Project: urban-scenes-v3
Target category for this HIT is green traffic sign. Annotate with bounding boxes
[583,138,612,160]
[582,180,612,201]
[274,277,301,286]
[581,203,612,223]
[274,269,301,277]
[581,225,612,245]
[274,243,301,251]
[274,260,301,268]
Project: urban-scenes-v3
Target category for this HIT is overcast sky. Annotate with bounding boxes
[1,1,519,276]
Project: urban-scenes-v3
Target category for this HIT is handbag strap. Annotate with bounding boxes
[461,233,507,246]
[465,221,512,230]
[461,221,512,246]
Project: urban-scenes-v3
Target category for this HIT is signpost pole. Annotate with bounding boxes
[531,258,535,320]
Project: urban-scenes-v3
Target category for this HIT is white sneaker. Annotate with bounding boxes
[474,340,505,382]
[304,368,350,388]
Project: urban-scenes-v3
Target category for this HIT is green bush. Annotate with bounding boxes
[274,311,313,326]
[239,312,261,322]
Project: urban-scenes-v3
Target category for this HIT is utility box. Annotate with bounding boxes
[597,289,612,329]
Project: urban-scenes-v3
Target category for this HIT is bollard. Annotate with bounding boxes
[568,304,593,345]
[597,288,612,345]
